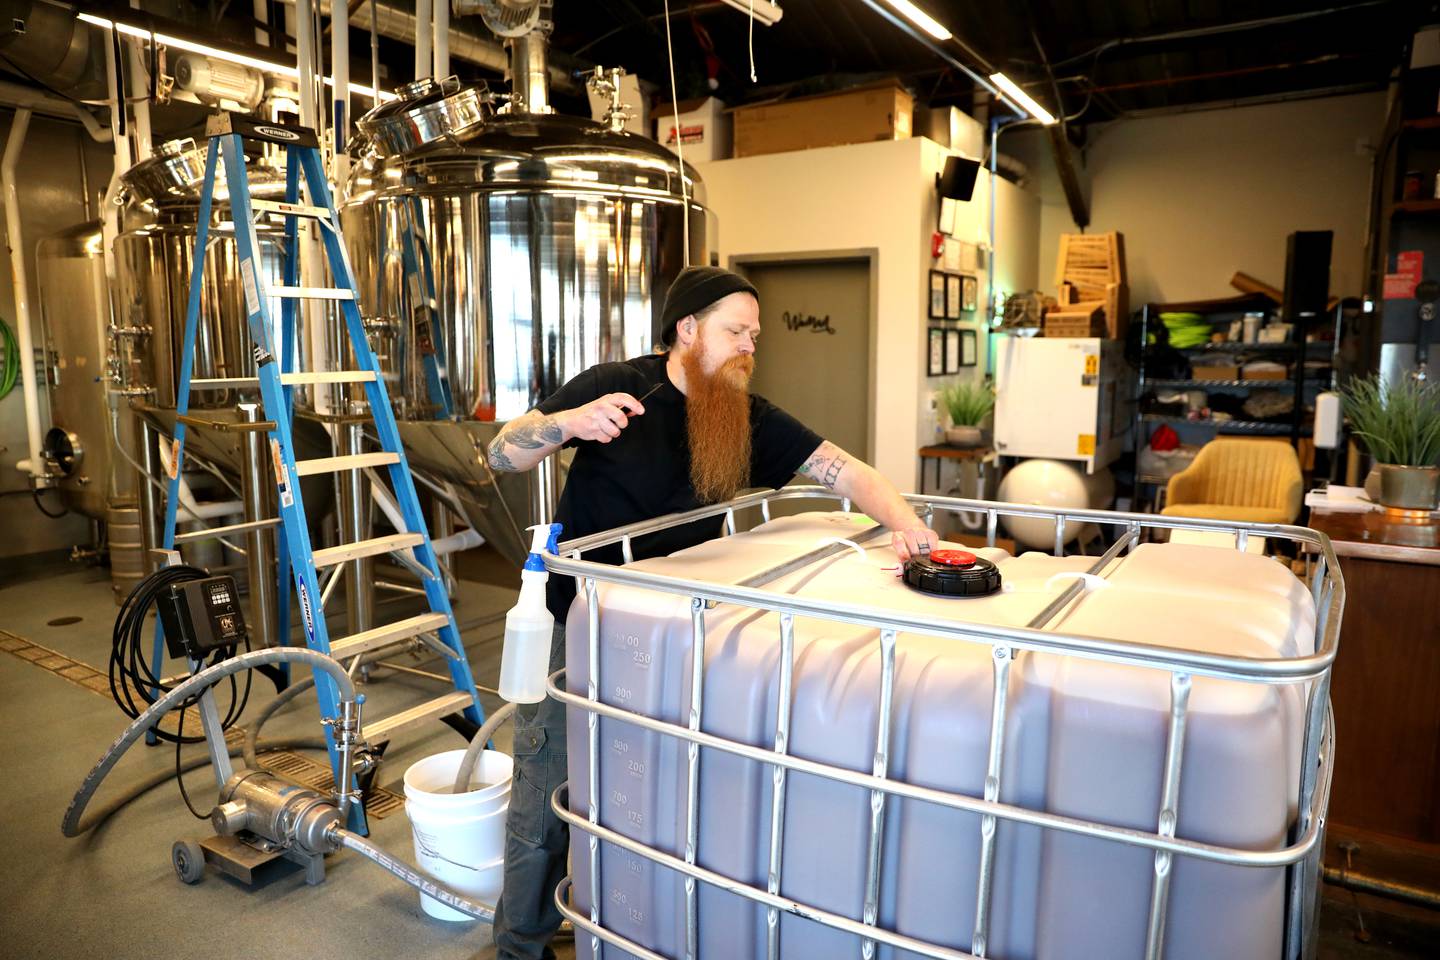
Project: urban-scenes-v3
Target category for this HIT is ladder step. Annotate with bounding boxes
[313,532,424,568]
[365,691,476,742]
[295,452,400,477]
[282,370,377,385]
[271,286,355,301]
[173,517,281,543]
[190,371,376,391]
[252,198,332,220]
[329,612,451,661]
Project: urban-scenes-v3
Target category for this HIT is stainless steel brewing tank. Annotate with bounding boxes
[113,139,330,478]
[35,221,128,518]
[341,82,708,561]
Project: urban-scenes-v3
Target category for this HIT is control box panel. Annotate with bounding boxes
[158,576,247,661]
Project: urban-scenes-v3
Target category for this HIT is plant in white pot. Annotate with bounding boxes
[941,381,995,447]
[1340,374,1440,512]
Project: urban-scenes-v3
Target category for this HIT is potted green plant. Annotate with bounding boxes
[1340,374,1440,511]
[940,381,995,447]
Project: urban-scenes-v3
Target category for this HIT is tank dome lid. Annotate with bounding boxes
[356,77,494,157]
[120,137,283,205]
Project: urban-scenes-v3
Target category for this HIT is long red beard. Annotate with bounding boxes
[683,346,755,504]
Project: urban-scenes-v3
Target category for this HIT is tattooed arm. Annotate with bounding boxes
[798,441,938,561]
[485,391,648,473]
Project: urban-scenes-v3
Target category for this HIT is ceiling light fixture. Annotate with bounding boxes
[877,0,951,41]
[989,72,1057,125]
[717,0,784,26]
[76,12,394,102]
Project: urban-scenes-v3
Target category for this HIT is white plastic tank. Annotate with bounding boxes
[563,512,1312,959]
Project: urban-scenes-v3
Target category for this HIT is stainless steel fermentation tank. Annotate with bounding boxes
[112,139,332,476]
[341,78,707,562]
[108,137,335,580]
[35,221,126,520]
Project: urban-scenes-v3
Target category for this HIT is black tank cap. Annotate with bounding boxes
[902,549,1003,598]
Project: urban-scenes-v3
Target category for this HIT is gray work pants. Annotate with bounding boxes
[492,622,569,960]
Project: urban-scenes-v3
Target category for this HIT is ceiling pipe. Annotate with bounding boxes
[338,0,578,92]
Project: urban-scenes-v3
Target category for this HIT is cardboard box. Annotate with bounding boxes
[1191,363,1241,380]
[732,82,913,158]
[1043,304,1105,338]
[655,97,731,163]
[1241,363,1289,380]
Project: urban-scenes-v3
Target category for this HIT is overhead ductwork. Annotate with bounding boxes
[343,0,576,93]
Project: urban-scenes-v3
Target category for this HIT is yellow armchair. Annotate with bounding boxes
[1161,438,1303,525]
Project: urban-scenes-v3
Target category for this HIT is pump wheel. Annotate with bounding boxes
[172,840,206,884]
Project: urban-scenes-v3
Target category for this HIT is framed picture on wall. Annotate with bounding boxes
[960,328,978,367]
[945,274,962,320]
[927,328,946,376]
[961,274,978,312]
[944,329,961,374]
[928,270,946,319]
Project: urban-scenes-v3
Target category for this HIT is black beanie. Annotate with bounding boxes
[660,266,759,347]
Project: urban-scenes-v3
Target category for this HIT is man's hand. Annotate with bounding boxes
[559,392,646,443]
[891,527,939,563]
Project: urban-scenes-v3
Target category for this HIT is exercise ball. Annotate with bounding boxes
[997,459,1115,551]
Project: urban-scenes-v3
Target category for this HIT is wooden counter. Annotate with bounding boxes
[1310,508,1440,846]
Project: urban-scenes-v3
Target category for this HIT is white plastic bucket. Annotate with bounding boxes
[403,748,514,921]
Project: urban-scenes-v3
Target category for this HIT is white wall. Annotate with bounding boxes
[0,111,111,558]
[1009,93,1386,306]
[697,136,1038,491]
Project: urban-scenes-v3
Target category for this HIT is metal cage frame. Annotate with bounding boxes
[540,486,1343,960]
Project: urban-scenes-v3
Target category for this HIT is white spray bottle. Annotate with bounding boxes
[498,522,562,703]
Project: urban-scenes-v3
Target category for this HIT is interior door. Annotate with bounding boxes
[740,257,872,516]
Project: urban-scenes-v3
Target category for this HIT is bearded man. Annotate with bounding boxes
[482,265,937,960]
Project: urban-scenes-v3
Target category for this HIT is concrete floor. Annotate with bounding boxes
[1,552,1435,959]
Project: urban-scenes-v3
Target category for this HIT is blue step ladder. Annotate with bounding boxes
[157,113,484,833]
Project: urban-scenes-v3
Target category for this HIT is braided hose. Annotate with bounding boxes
[63,648,356,838]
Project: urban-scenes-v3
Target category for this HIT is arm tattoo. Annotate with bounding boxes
[486,412,562,472]
[485,436,518,472]
[504,414,563,449]
[799,445,848,490]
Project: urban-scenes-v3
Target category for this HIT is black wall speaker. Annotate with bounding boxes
[937,156,980,201]
[1282,230,1332,321]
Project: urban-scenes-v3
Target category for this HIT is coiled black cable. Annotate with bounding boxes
[111,565,258,817]
[108,565,254,746]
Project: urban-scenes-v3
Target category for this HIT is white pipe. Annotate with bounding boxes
[296,0,316,132]
[254,0,270,44]
[415,0,433,80]
[433,0,449,79]
[0,81,110,141]
[3,108,46,485]
[367,476,482,556]
[127,3,152,161]
[157,440,243,521]
[330,0,350,197]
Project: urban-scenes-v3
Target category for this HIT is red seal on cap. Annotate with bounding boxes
[928,550,977,568]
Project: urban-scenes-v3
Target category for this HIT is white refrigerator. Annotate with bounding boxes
[993,335,1134,474]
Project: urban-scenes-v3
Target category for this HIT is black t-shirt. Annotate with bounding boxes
[535,353,823,620]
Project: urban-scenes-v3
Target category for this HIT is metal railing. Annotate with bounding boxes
[541,486,1343,960]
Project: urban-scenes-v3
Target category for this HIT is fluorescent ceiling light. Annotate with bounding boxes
[76,12,394,101]
[989,72,1056,125]
[877,0,951,41]
[718,0,784,26]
